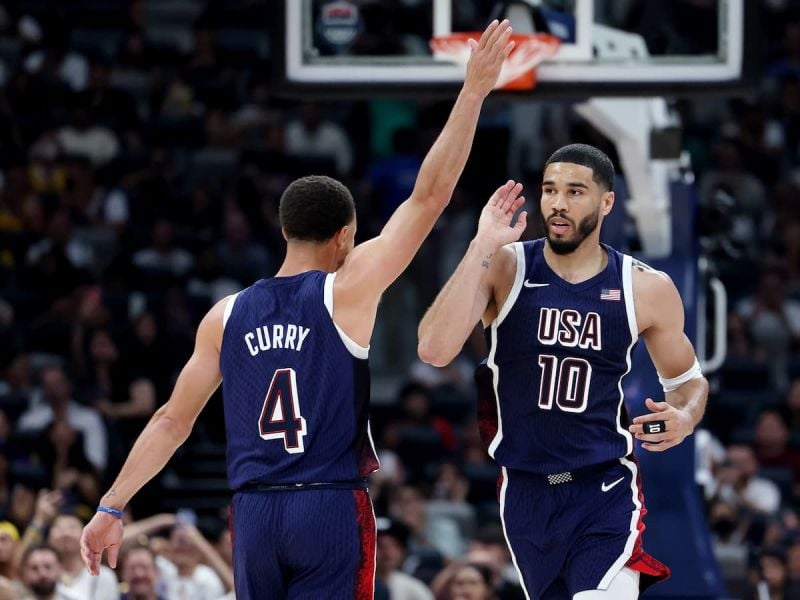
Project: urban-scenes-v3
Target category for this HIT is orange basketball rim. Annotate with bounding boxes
[431,32,562,91]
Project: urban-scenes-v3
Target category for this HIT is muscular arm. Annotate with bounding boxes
[418,181,526,366]
[333,21,514,345]
[630,268,709,451]
[418,240,505,367]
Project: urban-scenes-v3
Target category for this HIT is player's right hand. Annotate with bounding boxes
[80,512,124,576]
[475,180,527,251]
[464,20,515,96]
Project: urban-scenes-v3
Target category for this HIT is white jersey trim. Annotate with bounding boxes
[614,255,637,455]
[495,242,525,326]
[486,323,504,458]
[598,457,643,589]
[222,292,240,330]
[622,255,638,340]
[499,467,532,600]
[324,272,369,359]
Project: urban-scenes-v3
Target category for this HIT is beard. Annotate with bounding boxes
[540,208,600,255]
[30,580,58,598]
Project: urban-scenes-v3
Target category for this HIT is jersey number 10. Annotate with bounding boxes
[537,355,592,413]
[258,368,308,453]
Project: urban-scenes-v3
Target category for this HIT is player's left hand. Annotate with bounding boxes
[629,398,694,452]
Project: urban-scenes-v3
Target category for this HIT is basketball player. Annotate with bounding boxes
[79,20,516,600]
[418,144,708,600]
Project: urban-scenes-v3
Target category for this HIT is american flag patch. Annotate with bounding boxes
[600,288,621,301]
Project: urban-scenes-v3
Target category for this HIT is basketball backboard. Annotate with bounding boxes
[275,0,758,98]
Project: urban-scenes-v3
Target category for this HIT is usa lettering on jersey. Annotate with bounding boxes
[537,307,602,350]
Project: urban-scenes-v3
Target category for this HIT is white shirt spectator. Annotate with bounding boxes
[133,247,194,277]
[57,125,119,166]
[386,571,434,600]
[285,120,353,175]
[156,555,226,600]
[17,402,108,471]
[61,564,118,600]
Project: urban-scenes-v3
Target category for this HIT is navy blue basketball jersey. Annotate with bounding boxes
[479,239,638,474]
[219,271,379,489]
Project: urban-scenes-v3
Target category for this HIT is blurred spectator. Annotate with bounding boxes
[85,58,139,133]
[717,444,782,515]
[788,537,800,585]
[156,524,227,600]
[0,521,18,581]
[17,365,107,472]
[465,525,523,599]
[0,352,33,397]
[47,514,117,599]
[695,428,727,501]
[132,219,193,278]
[24,208,93,301]
[285,103,353,176]
[436,562,496,600]
[97,378,156,448]
[737,270,800,390]
[785,378,800,429]
[699,140,767,262]
[753,409,800,480]
[22,24,89,93]
[19,544,64,600]
[56,101,119,167]
[73,328,124,403]
[123,312,172,398]
[376,517,434,600]
[745,545,800,600]
[214,211,272,285]
[119,545,164,600]
[397,382,457,453]
[390,484,461,563]
[708,498,749,586]
[38,420,101,512]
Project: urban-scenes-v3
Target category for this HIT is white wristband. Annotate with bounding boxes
[658,358,703,392]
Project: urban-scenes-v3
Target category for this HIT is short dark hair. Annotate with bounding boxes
[279,175,356,242]
[461,562,495,588]
[545,144,615,191]
[21,544,59,568]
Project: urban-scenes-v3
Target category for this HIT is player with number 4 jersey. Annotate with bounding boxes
[418,144,709,600]
[79,20,518,600]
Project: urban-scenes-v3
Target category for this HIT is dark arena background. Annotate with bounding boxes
[0,1,797,599]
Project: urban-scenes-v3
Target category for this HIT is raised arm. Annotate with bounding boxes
[333,21,514,343]
[80,297,228,575]
[418,181,527,366]
[628,267,709,452]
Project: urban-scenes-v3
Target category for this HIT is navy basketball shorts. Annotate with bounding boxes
[231,488,376,599]
[499,457,669,599]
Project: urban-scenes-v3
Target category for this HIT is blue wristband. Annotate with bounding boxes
[97,505,124,519]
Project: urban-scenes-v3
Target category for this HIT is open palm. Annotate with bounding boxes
[477,180,527,251]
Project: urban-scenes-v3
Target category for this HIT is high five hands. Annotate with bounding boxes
[476,180,528,252]
[464,20,516,97]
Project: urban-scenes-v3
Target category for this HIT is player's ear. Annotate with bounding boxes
[335,225,350,249]
[281,227,289,242]
[601,191,615,216]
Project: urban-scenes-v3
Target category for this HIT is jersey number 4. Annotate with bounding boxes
[537,355,592,413]
[258,368,307,453]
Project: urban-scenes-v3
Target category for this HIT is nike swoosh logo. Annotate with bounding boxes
[601,477,625,492]
[523,280,549,288]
